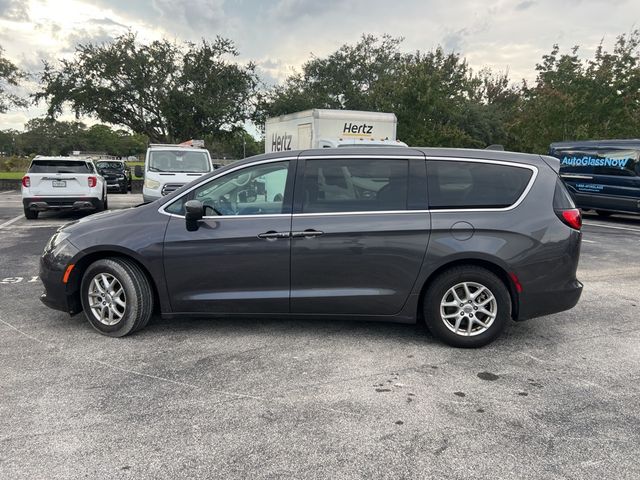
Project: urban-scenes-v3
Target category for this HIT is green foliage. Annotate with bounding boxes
[0,155,31,173]
[262,35,515,148]
[0,46,27,113]
[205,128,264,160]
[3,31,640,155]
[35,33,260,143]
[510,30,640,152]
[0,119,148,157]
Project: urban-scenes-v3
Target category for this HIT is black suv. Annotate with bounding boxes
[40,147,583,348]
[95,160,131,194]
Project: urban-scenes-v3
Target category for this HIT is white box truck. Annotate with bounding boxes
[264,109,406,153]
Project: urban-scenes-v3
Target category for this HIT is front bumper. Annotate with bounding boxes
[516,279,583,321]
[24,197,101,211]
[39,244,82,315]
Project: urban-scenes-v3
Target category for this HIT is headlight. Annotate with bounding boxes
[42,235,79,271]
[44,230,71,253]
[145,178,160,189]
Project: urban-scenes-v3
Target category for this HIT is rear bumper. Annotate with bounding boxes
[23,197,101,211]
[516,279,583,321]
[105,179,129,191]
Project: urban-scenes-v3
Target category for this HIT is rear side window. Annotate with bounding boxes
[555,149,640,177]
[301,159,409,213]
[427,160,533,209]
[29,160,91,174]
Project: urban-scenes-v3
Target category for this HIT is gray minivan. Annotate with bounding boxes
[40,147,583,348]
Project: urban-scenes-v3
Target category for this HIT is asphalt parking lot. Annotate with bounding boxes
[0,189,639,479]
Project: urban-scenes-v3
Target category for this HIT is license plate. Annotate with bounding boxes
[52,180,67,188]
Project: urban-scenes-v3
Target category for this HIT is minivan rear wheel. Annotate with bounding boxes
[80,258,153,337]
[423,266,511,348]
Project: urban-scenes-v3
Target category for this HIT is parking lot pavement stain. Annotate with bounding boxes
[477,371,500,381]
[453,391,466,397]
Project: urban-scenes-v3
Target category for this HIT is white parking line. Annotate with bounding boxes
[582,221,640,233]
[0,190,16,195]
[0,215,22,229]
[582,239,597,243]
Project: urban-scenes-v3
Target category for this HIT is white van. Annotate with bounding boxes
[138,144,214,203]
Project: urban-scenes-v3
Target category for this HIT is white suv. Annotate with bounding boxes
[22,157,107,219]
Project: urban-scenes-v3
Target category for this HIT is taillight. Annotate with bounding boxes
[22,176,30,188]
[88,176,97,188]
[557,208,582,230]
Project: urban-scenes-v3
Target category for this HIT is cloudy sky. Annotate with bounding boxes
[0,0,638,130]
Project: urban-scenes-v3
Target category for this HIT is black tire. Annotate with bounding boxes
[423,266,511,348]
[595,210,612,217]
[80,258,153,337]
[103,195,108,210]
[24,208,38,220]
[120,185,128,194]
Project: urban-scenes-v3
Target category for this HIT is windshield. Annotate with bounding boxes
[96,161,124,170]
[148,150,211,173]
[29,160,92,174]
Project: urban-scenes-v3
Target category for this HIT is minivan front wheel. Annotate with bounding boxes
[424,266,511,348]
[80,258,153,337]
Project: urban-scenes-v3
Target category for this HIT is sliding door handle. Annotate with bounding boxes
[257,231,290,240]
[292,229,324,238]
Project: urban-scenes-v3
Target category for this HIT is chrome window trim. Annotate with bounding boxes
[158,157,297,218]
[293,210,430,217]
[425,156,539,213]
[159,154,539,218]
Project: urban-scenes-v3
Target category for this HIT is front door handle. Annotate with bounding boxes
[292,229,324,238]
[257,231,290,240]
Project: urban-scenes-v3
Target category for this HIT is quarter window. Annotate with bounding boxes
[301,159,409,213]
[428,160,533,209]
[165,161,290,216]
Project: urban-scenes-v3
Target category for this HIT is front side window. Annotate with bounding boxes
[166,161,290,216]
[301,158,409,213]
[149,150,211,173]
[428,160,533,209]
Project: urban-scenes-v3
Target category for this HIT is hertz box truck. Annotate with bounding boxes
[264,109,404,153]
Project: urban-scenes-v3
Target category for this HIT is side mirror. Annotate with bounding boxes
[134,165,143,178]
[185,200,204,231]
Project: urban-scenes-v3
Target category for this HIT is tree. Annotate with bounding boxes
[260,35,404,124]
[509,30,640,152]
[262,35,509,148]
[35,33,261,143]
[0,46,27,114]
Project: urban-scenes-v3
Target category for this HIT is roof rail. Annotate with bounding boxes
[148,143,197,148]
